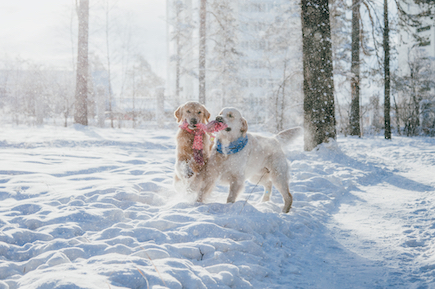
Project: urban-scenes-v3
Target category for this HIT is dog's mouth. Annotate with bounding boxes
[215,116,230,132]
[188,119,199,129]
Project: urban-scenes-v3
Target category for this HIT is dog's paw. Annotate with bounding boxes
[186,167,194,178]
[180,161,194,179]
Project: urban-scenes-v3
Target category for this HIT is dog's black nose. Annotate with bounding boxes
[190,118,197,125]
[216,116,224,123]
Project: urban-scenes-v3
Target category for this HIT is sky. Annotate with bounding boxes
[0,0,167,78]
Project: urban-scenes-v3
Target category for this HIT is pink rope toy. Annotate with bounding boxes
[179,120,228,165]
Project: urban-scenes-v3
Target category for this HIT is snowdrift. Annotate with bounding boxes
[0,126,434,288]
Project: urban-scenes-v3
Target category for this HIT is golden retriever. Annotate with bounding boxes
[192,107,301,213]
[173,101,211,188]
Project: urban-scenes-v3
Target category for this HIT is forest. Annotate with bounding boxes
[0,0,434,144]
[1,1,435,288]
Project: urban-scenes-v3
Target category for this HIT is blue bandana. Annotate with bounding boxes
[216,135,248,155]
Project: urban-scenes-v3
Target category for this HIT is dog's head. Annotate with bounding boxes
[215,107,248,142]
[174,101,211,128]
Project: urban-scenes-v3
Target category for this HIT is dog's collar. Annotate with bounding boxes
[216,135,248,155]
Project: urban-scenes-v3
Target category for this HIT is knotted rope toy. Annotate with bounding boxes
[179,120,228,166]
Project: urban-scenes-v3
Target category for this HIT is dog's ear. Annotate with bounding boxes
[202,106,211,123]
[240,117,248,136]
[174,106,183,122]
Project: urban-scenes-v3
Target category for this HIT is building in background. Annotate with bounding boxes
[166,0,303,129]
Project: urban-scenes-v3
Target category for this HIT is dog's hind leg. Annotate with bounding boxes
[269,159,292,213]
[261,180,273,202]
[227,175,245,204]
[271,176,292,213]
[250,169,272,202]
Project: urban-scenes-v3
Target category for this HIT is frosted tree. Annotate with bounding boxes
[208,0,241,107]
[348,0,379,137]
[168,0,195,103]
[301,0,336,150]
[329,0,351,77]
[262,1,303,132]
[199,0,206,104]
[74,0,90,126]
[393,49,435,136]
[126,55,165,127]
[104,0,114,128]
[350,0,361,136]
[332,0,379,137]
[383,0,392,139]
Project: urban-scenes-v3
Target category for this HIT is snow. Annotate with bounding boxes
[1,125,435,288]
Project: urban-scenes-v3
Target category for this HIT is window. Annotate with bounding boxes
[419,40,431,47]
[417,26,431,33]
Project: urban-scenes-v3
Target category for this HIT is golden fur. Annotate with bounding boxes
[173,102,211,186]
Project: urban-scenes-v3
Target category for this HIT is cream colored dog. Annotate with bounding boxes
[193,107,301,213]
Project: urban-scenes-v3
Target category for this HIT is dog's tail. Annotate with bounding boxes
[275,127,303,146]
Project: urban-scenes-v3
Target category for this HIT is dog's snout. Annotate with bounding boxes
[216,116,224,123]
[190,118,197,125]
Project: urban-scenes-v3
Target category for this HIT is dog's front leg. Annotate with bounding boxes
[227,176,245,203]
[195,165,219,202]
[176,160,194,179]
[196,178,217,203]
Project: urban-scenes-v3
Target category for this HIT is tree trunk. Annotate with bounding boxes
[74,0,89,126]
[105,0,114,128]
[97,86,105,128]
[198,0,206,104]
[301,0,336,151]
[156,87,165,129]
[393,94,401,135]
[350,0,361,136]
[175,4,181,104]
[278,60,287,132]
[383,0,391,139]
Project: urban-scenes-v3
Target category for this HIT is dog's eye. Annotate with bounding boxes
[198,111,201,114]
[228,113,233,118]
[187,110,191,113]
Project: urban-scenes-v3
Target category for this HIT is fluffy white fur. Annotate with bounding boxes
[193,107,301,213]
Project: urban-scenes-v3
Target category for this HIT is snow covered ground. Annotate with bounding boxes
[0,125,434,289]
